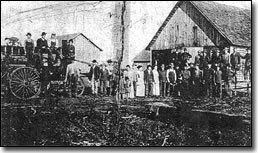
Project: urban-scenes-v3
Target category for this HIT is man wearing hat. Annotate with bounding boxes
[144,65,154,97]
[36,32,48,49]
[37,32,51,97]
[64,58,80,97]
[230,48,241,71]
[89,60,101,96]
[99,63,109,96]
[181,64,191,98]
[211,49,222,70]
[166,63,177,97]
[194,50,202,66]
[66,39,75,64]
[48,33,59,51]
[241,48,251,80]
[203,63,215,98]
[181,48,192,69]
[24,32,35,66]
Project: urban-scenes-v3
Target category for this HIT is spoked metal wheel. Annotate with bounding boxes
[9,67,41,100]
[77,77,85,96]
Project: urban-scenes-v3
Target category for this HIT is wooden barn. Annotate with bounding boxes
[56,33,103,73]
[133,1,251,72]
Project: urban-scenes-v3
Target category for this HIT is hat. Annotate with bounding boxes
[92,60,97,63]
[107,59,112,63]
[26,33,31,36]
[41,32,47,36]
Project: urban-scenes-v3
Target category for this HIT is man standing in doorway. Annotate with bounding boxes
[144,65,154,97]
[159,64,167,97]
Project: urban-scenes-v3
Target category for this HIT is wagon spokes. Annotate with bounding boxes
[9,67,41,100]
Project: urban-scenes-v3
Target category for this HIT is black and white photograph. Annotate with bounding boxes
[1,1,252,147]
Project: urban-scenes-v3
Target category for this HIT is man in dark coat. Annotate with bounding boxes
[241,48,251,80]
[24,32,35,66]
[211,49,222,70]
[36,32,48,49]
[203,63,215,98]
[181,48,192,69]
[99,64,109,96]
[144,65,154,97]
[37,32,51,97]
[188,63,196,97]
[66,39,75,64]
[200,51,210,70]
[194,50,201,66]
[193,64,203,97]
[89,60,101,96]
[230,48,241,71]
[181,64,191,98]
[159,64,167,97]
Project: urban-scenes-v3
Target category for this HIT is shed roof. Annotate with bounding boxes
[56,33,103,51]
[145,1,251,50]
[132,50,150,62]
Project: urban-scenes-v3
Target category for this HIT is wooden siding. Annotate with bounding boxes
[151,4,214,50]
[73,35,101,73]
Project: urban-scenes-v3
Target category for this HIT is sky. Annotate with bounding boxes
[1,1,252,62]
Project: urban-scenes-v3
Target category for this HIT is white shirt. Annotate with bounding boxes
[48,38,59,47]
[67,62,79,76]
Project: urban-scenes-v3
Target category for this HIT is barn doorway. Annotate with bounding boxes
[152,49,172,69]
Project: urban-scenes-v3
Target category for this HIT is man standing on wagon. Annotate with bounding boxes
[37,32,50,97]
[24,33,35,66]
[48,33,59,52]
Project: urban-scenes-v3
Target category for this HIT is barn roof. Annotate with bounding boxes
[191,1,251,47]
[132,50,150,62]
[56,33,103,51]
[145,1,251,50]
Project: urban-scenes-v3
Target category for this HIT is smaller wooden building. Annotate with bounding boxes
[56,33,103,72]
[132,50,151,70]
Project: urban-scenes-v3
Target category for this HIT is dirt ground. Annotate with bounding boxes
[1,91,251,146]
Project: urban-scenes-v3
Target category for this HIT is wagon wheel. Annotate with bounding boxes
[9,67,41,100]
[77,76,85,96]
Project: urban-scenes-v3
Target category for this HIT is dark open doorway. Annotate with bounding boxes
[152,49,172,69]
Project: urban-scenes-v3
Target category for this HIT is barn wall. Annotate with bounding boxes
[74,35,101,73]
[151,5,214,50]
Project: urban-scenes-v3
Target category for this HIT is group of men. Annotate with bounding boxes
[88,59,120,97]
[160,47,251,100]
[8,32,77,97]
